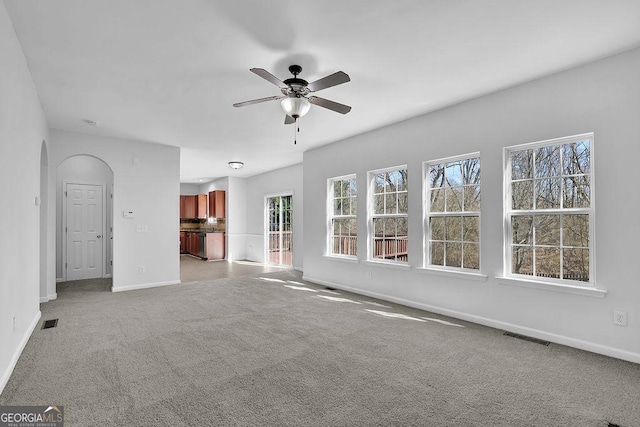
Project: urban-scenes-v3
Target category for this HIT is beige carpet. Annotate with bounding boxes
[179,255,287,283]
[1,269,639,426]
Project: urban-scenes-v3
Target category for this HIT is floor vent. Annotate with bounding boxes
[42,319,58,329]
[503,331,550,346]
[325,287,336,291]
[608,423,620,427]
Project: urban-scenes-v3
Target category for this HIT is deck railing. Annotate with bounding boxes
[329,235,408,262]
[373,236,408,262]
[268,231,293,266]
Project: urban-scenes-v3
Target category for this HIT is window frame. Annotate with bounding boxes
[327,174,358,259]
[423,152,481,272]
[367,165,409,265]
[503,133,595,287]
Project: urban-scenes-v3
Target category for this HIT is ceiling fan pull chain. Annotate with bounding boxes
[294,118,297,145]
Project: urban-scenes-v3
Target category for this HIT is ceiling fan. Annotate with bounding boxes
[233,65,351,125]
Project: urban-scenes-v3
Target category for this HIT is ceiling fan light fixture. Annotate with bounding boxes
[228,161,244,169]
[280,96,311,119]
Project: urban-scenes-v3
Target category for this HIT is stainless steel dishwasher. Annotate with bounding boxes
[197,232,206,259]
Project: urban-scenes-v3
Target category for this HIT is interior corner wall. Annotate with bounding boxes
[245,163,303,269]
[226,177,248,261]
[0,2,49,394]
[303,47,640,363]
[50,129,181,292]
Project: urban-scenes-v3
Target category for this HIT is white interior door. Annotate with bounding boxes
[66,183,104,280]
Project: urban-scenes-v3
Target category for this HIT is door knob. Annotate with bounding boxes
[97,235,102,238]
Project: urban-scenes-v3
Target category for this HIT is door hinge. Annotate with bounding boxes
[64,191,67,197]
[65,262,67,269]
[110,261,113,266]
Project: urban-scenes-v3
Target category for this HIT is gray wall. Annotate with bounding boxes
[0,2,51,394]
[303,47,640,363]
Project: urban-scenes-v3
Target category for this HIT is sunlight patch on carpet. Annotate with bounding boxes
[420,317,465,328]
[316,295,361,304]
[284,285,318,292]
[258,277,286,283]
[366,309,426,322]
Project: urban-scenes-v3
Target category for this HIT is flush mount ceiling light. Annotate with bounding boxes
[228,161,244,169]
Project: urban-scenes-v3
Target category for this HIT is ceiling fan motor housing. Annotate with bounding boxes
[282,65,310,95]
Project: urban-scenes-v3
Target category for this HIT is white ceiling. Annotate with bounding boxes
[5,0,640,182]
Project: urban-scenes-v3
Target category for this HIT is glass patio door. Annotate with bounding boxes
[266,195,293,267]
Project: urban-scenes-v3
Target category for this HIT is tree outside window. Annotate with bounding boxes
[426,155,480,270]
[329,176,357,257]
[370,167,408,263]
[506,135,592,283]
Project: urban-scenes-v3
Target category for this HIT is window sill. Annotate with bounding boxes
[323,255,359,264]
[496,276,607,298]
[416,267,488,282]
[362,260,411,271]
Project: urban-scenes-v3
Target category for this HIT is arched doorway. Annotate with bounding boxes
[57,155,114,283]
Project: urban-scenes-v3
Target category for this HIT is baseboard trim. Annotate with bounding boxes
[39,293,57,303]
[111,280,180,293]
[0,310,41,396]
[302,275,640,365]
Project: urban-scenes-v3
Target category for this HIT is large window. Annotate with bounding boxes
[369,167,408,263]
[425,154,481,270]
[328,175,357,257]
[505,133,593,284]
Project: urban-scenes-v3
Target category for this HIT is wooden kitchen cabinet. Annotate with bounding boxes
[188,232,199,255]
[206,233,225,260]
[180,232,187,253]
[180,195,197,218]
[180,194,208,219]
[208,190,226,218]
[196,194,208,219]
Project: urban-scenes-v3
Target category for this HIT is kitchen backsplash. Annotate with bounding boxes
[180,218,226,232]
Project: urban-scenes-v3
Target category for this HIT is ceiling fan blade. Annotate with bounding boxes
[233,95,283,108]
[284,115,296,125]
[250,68,288,88]
[307,71,350,92]
[308,96,351,114]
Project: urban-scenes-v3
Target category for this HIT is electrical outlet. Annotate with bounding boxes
[138,266,145,274]
[614,310,627,327]
[367,271,372,278]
